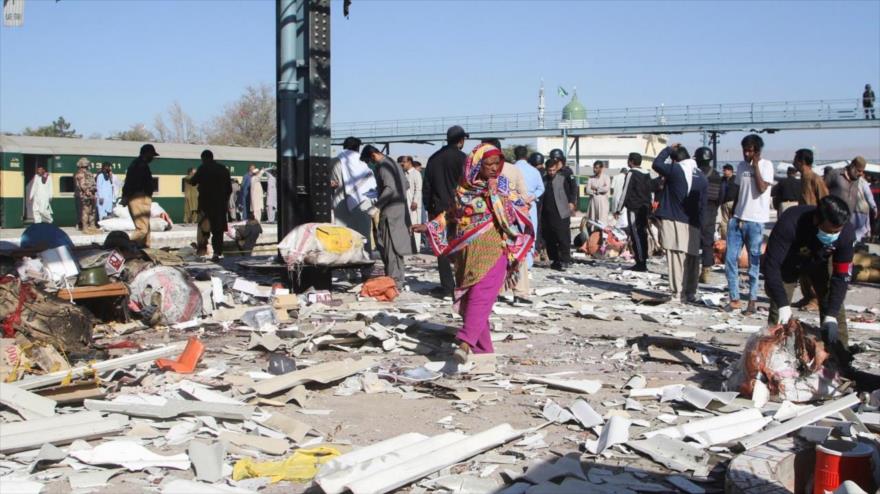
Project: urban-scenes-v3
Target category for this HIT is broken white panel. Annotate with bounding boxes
[691,416,772,447]
[316,433,464,494]
[629,385,681,400]
[534,287,570,297]
[232,278,271,298]
[253,357,380,396]
[211,277,225,306]
[318,433,429,478]
[586,416,630,455]
[626,435,710,474]
[680,386,738,410]
[623,375,646,390]
[14,342,186,390]
[772,400,815,421]
[0,382,56,419]
[345,424,522,494]
[259,413,311,444]
[0,411,129,454]
[0,476,44,494]
[84,398,254,421]
[430,475,498,494]
[570,399,603,428]
[68,469,122,490]
[178,380,245,405]
[162,479,256,494]
[752,379,770,409]
[528,377,601,394]
[219,431,288,456]
[739,393,860,450]
[644,408,763,440]
[542,399,574,424]
[188,441,226,483]
[27,443,67,473]
[70,440,190,471]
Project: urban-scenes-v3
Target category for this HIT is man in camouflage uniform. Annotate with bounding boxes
[74,157,98,231]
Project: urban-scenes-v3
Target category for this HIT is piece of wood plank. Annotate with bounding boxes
[36,382,105,405]
[737,393,860,451]
[57,282,128,300]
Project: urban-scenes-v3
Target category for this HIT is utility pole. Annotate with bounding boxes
[276,0,332,290]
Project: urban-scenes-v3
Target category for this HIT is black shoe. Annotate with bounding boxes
[628,263,648,272]
[550,262,566,271]
[513,296,533,305]
[211,255,223,262]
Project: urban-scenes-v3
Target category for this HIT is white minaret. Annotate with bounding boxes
[538,79,546,129]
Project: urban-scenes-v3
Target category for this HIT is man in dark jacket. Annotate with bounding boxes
[652,144,708,303]
[541,149,578,271]
[423,125,468,295]
[694,147,721,282]
[121,144,159,247]
[190,150,233,261]
[363,145,414,286]
[718,164,738,239]
[615,152,652,271]
[764,196,854,348]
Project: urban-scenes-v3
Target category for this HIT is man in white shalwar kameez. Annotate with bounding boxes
[29,165,54,223]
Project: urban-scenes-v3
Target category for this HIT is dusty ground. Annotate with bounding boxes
[8,250,880,493]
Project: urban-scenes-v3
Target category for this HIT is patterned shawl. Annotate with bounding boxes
[426,143,534,290]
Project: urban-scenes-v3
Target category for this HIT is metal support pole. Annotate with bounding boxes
[277,0,332,291]
[562,128,568,163]
[575,136,580,177]
[710,131,719,171]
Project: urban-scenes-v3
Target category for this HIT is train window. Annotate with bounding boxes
[59,177,75,193]
[181,178,186,193]
[153,178,160,193]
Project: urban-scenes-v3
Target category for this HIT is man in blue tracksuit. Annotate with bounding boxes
[652,144,708,303]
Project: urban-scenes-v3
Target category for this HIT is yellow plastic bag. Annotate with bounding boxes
[232,446,341,483]
[315,226,354,254]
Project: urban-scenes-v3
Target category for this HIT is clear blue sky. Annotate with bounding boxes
[2,0,879,159]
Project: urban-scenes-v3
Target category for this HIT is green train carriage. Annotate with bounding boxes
[0,135,275,228]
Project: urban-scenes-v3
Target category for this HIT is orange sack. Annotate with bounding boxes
[359,276,399,302]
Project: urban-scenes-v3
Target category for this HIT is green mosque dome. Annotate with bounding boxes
[562,91,587,121]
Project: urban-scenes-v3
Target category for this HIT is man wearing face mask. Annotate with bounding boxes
[764,195,854,349]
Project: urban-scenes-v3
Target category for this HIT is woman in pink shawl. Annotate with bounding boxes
[412,144,534,363]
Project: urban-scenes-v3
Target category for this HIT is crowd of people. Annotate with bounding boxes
[20,127,880,364]
[324,126,879,362]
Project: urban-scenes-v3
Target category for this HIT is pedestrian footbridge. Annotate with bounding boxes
[331,99,880,145]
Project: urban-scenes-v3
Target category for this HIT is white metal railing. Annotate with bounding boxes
[332,99,865,139]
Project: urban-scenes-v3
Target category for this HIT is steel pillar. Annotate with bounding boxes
[710,131,719,171]
[276,0,332,291]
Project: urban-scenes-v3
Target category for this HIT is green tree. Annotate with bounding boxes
[23,116,81,138]
[111,123,155,142]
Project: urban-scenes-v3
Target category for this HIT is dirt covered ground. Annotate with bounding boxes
[10,251,880,494]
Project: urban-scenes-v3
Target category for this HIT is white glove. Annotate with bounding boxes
[777,306,792,325]
[821,316,839,344]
